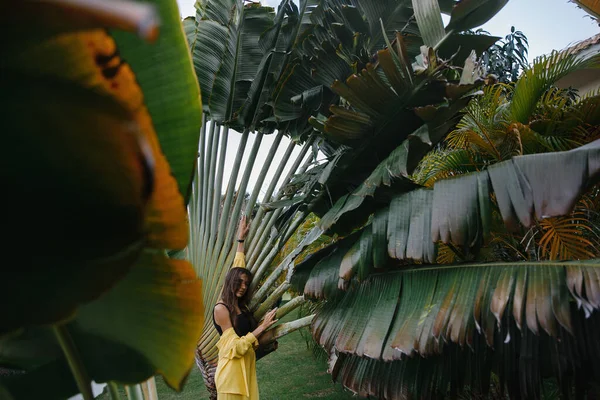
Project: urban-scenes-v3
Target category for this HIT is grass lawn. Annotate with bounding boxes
[97,311,355,399]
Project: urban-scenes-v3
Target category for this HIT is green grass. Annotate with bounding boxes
[97,311,355,399]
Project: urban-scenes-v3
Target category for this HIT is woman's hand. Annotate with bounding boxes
[236,215,250,253]
[259,308,278,330]
[252,308,278,338]
[238,215,250,241]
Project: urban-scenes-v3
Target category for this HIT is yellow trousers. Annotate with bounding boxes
[218,394,249,400]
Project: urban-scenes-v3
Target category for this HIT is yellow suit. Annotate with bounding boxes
[215,251,258,399]
[215,328,259,400]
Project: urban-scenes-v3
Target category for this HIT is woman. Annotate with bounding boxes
[213,215,278,400]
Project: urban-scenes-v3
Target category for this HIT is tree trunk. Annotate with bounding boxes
[195,345,217,400]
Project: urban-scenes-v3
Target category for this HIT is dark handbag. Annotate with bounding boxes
[255,340,278,361]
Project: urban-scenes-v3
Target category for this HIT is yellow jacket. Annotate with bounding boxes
[214,327,259,398]
[215,251,258,398]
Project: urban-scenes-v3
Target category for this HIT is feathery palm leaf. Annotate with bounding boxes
[510,51,600,124]
[415,148,483,187]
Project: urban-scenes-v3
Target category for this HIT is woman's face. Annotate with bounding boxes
[236,274,250,298]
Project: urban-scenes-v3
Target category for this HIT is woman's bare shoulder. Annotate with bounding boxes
[214,303,229,313]
[214,303,232,328]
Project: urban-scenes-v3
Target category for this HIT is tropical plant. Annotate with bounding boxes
[414,62,600,267]
[286,28,600,400]
[480,26,529,83]
[185,0,510,398]
[185,1,326,396]
[0,0,203,399]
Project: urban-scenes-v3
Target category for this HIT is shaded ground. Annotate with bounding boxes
[97,311,355,399]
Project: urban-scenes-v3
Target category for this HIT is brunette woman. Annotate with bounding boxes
[213,216,278,400]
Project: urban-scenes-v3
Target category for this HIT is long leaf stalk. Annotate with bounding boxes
[250,191,319,290]
[249,212,281,271]
[250,218,288,281]
[275,295,306,319]
[206,128,250,265]
[254,282,291,319]
[107,382,121,400]
[205,122,220,241]
[125,384,144,400]
[247,137,314,254]
[198,121,218,273]
[250,246,279,283]
[204,125,228,279]
[244,131,284,217]
[52,325,93,400]
[248,147,317,268]
[246,139,297,245]
[203,130,249,307]
[213,132,264,272]
[192,113,209,271]
[248,208,283,268]
[270,315,315,340]
[249,260,290,310]
[143,377,158,400]
[197,120,218,274]
[251,207,312,292]
[210,127,229,242]
[201,120,217,238]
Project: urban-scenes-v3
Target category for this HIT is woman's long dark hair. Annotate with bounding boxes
[220,267,257,333]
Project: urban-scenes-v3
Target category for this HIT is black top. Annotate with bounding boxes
[213,302,271,360]
[212,302,256,336]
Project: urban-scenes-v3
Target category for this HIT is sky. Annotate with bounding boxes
[177,0,599,58]
[175,0,600,198]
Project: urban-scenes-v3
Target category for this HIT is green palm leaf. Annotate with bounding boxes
[308,260,600,399]
[191,0,275,126]
[414,148,481,187]
[510,51,600,124]
[315,140,600,273]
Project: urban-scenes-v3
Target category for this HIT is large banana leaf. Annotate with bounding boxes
[289,120,600,399]
[191,0,270,124]
[191,0,303,131]
[2,3,189,333]
[294,140,600,286]
[0,252,202,399]
[445,0,510,32]
[309,261,600,399]
[1,0,204,398]
[112,0,203,200]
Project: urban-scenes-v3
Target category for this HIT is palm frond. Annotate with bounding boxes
[304,140,600,273]
[310,261,600,399]
[436,243,462,264]
[413,149,480,187]
[510,51,600,124]
[538,213,597,260]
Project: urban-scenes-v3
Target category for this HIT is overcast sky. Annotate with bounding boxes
[175,0,600,198]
